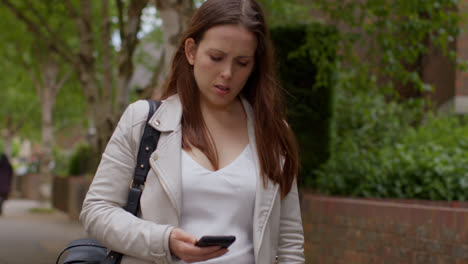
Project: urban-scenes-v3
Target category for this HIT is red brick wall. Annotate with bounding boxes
[301,194,468,263]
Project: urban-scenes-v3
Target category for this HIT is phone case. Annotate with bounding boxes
[195,235,236,248]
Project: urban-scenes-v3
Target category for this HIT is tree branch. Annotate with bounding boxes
[64,0,79,20]
[139,50,165,99]
[10,115,29,135]
[11,43,43,97]
[25,0,63,39]
[25,65,42,97]
[102,0,113,100]
[71,0,96,75]
[1,0,76,65]
[116,0,125,42]
[123,0,149,58]
[114,0,148,114]
[55,68,73,97]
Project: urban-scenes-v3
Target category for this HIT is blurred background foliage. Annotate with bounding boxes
[270,24,338,187]
[1,0,468,201]
[264,0,468,201]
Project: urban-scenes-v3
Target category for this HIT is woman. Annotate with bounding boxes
[80,0,305,263]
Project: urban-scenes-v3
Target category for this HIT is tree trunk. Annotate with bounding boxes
[141,0,194,99]
[116,0,149,118]
[73,0,114,154]
[101,0,113,111]
[39,88,54,204]
[78,66,112,153]
[35,56,69,205]
[73,0,149,154]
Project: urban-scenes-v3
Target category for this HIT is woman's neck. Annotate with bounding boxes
[200,96,245,124]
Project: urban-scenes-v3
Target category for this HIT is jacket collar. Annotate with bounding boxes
[148,94,183,132]
[149,94,252,133]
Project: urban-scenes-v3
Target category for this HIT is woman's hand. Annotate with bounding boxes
[169,228,228,263]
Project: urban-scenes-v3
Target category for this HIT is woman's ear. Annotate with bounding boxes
[185,38,196,65]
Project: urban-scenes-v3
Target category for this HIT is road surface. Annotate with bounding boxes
[0,199,87,264]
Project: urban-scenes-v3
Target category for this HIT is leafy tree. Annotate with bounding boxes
[311,0,464,95]
[2,0,199,154]
[1,0,149,155]
[0,6,41,158]
[139,0,194,99]
[258,0,314,27]
[0,2,80,203]
[0,60,40,158]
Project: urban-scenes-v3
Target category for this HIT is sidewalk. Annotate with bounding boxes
[0,199,87,264]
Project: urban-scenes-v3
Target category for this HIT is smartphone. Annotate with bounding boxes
[195,235,236,249]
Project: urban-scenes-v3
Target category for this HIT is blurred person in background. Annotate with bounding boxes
[0,154,13,215]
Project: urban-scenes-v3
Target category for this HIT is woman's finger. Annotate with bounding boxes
[183,248,229,263]
[170,228,197,244]
[169,228,229,262]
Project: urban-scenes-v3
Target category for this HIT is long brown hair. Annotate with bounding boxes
[161,0,299,198]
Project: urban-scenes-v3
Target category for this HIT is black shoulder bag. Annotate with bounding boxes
[56,100,162,264]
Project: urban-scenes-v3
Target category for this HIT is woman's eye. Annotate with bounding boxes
[238,61,249,67]
[210,56,222,62]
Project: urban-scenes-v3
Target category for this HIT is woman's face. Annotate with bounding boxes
[185,24,257,110]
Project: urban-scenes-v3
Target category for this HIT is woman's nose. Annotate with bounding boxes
[220,62,233,80]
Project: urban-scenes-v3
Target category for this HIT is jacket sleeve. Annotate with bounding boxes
[278,180,305,263]
[80,100,174,263]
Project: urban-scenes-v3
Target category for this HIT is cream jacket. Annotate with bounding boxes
[80,95,305,264]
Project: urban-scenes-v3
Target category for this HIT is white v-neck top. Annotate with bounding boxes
[175,144,257,264]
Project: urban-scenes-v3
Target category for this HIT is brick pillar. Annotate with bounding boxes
[455,0,468,113]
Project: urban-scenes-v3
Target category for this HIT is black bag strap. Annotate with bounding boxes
[105,99,162,264]
[125,99,162,215]
[57,100,162,264]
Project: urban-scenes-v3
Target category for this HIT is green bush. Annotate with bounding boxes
[68,143,96,176]
[51,147,71,177]
[270,23,338,186]
[315,71,468,200]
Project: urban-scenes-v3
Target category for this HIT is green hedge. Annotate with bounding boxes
[315,74,468,200]
[270,23,339,186]
[68,143,97,176]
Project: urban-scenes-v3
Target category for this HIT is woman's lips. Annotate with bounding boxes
[215,85,230,95]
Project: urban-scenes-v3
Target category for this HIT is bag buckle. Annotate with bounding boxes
[130,180,145,191]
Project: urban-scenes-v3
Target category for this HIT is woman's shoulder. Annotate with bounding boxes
[122,95,181,128]
[121,100,151,128]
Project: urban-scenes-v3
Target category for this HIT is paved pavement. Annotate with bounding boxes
[0,199,87,264]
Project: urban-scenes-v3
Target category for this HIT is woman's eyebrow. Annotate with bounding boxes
[207,48,254,58]
[207,48,225,54]
[237,55,254,59]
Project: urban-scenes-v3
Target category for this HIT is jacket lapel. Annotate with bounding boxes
[148,95,183,219]
[254,180,279,262]
[241,98,279,262]
[150,130,183,219]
